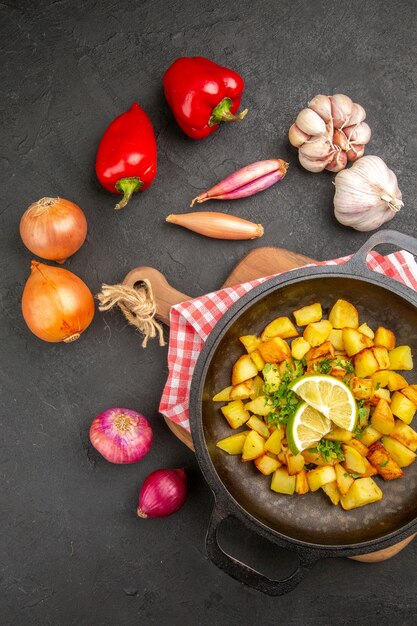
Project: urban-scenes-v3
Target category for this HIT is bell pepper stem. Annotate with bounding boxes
[114,177,144,210]
[209,97,248,126]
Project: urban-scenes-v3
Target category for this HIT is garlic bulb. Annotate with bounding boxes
[334,156,403,231]
[289,94,371,173]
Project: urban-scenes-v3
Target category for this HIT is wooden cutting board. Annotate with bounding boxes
[123,246,415,562]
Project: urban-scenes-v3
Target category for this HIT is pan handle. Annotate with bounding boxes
[205,500,318,596]
[346,229,417,276]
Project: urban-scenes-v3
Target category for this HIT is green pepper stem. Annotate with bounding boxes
[209,97,248,126]
[114,177,144,210]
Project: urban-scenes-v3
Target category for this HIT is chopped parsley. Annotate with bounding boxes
[356,399,369,425]
[380,459,389,467]
[358,407,369,421]
[310,439,345,463]
[334,359,354,374]
[312,357,333,375]
[344,472,361,479]
[264,360,303,426]
[293,358,307,378]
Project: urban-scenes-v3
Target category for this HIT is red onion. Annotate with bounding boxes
[137,469,187,518]
[89,408,152,464]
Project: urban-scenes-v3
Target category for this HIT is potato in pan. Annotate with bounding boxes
[214,299,417,510]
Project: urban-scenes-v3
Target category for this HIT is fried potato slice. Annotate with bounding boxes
[261,316,298,341]
[367,441,403,480]
[329,299,359,329]
[258,337,291,363]
[340,477,382,510]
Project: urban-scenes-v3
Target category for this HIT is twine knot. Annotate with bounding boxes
[97,280,166,347]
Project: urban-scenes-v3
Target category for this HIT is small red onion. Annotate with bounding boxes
[137,469,187,518]
[89,408,152,464]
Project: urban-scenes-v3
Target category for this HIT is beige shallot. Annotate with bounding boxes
[166,212,264,240]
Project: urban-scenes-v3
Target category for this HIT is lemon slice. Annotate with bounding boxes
[290,374,357,431]
[287,402,331,455]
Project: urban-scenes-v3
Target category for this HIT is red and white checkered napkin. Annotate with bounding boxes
[159,250,417,432]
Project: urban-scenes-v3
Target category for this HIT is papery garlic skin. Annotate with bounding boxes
[308,94,332,122]
[326,150,348,173]
[345,122,371,145]
[334,156,403,231]
[299,135,333,159]
[289,94,371,173]
[298,151,330,173]
[295,108,326,136]
[288,123,311,147]
[330,94,353,129]
[348,103,366,127]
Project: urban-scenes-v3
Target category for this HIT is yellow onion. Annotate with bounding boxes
[22,261,95,342]
[20,197,87,263]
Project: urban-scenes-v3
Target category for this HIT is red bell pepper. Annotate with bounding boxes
[96,103,157,210]
[163,57,247,140]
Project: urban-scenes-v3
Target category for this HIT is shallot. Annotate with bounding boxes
[190,159,288,207]
[137,469,187,518]
[89,408,152,464]
[166,212,263,240]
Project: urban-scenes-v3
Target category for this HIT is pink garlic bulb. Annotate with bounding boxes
[289,94,371,173]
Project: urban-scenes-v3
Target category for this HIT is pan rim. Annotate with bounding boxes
[190,263,417,554]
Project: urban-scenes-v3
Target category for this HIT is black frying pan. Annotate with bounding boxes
[189,230,417,595]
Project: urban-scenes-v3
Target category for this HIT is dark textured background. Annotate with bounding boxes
[1,0,417,624]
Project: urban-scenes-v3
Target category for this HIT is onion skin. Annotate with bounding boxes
[22,261,95,342]
[89,408,152,464]
[20,198,87,263]
[137,469,187,518]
